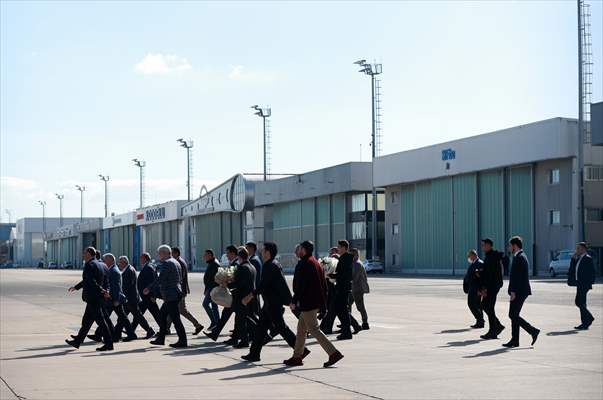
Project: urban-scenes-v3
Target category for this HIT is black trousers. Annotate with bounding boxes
[134,296,162,330]
[334,290,353,336]
[109,303,136,339]
[320,282,337,332]
[509,295,537,342]
[75,302,113,345]
[467,290,484,324]
[482,289,501,332]
[249,305,296,358]
[157,300,187,344]
[124,302,153,333]
[212,307,233,336]
[575,287,594,326]
[233,299,253,343]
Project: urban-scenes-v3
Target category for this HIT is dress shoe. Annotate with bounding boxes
[150,339,165,346]
[70,334,78,340]
[502,340,519,348]
[336,333,353,341]
[322,329,333,335]
[87,334,102,343]
[223,337,238,346]
[233,341,249,349]
[470,322,485,329]
[480,332,497,340]
[241,354,260,362]
[283,356,303,366]
[301,348,311,360]
[575,324,588,330]
[203,331,218,342]
[122,334,138,342]
[323,351,344,368]
[65,339,80,349]
[145,329,156,339]
[493,324,505,336]
[193,325,204,335]
[169,342,188,348]
[531,329,540,346]
[353,326,362,335]
[96,344,114,352]
[361,323,370,330]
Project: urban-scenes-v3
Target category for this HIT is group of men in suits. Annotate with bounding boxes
[464,237,598,348]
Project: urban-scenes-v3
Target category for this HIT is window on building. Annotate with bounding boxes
[367,193,386,211]
[245,211,254,226]
[586,208,603,222]
[585,165,603,181]
[549,168,560,184]
[392,223,399,235]
[392,253,397,266]
[391,191,398,204]
[549,210,561,225]
[351,221,366,240]
[351,194,366,212]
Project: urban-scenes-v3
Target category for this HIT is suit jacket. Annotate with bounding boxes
[249,254,263,288]
[108,264,126,304]
[508,250,532,298]
[292,255,328,312]
[74,258,106,303]
[463,259,483,294]
[254,258,292,308]
[148,257,182,302]
[121,264,140,304]
[335,252,353,293]
[138,262,158,298]
[204,258,220,293]
[232,261,256,301]
[481,250,504,291]
[176,256,190,295]
[568,254,595,290]
[352,260,370,294]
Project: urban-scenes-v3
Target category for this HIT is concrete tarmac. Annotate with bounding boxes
[1,269,601,399]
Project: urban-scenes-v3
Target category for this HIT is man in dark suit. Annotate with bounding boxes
[463,249,484,329]
[320,247,339,334]
[503,236,540,348]
[103,253,137,342]
[147,245,187,348]
[118,256,155,339]
[166,247,203,335]
[202,249,221,330]
[568,242,596,330]
[66,247,113,351]
[330,240,361,340]
[479,238,505,339]
[241,242,307,362]
[245,241,263,319]
[229,246,257,348]
[134,253,162,330]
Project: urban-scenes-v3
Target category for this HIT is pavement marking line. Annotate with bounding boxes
[210,352,385,400]
[0,376,25,400]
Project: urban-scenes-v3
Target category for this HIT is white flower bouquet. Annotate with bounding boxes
[210,286,233,308]
[319,256,338,283]
[214,266,235,287]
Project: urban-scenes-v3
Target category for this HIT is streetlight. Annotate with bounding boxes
[354,59,382,262]
[251,105,271,181]
[4,209,12,224]
[98,175,110,218]
[38,200,47,267]
[132,159,146,209]
[75,185,86,221]
[55,193,64,226]
[177,139,194,201]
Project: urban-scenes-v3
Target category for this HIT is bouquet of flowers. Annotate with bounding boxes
[214,266,235,287]
[319,256,338,284]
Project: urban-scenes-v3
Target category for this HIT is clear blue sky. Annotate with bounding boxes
[1,0,601,221]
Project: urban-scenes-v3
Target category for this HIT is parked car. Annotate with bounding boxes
[63,261,74,270]
[363,259,384,274]
[0,262,14,269]
[549,250,574,277]
[48,261,58,269]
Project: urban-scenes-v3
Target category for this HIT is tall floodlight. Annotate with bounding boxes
[75,185,86,221]
[98,175,110,218]
[4,209,12,224]
[177,139,194,201]
[38,200,47,266]
[251,105,272,181]
[354,59,383,262]
[55,193,64,226]
[132,159,146,208]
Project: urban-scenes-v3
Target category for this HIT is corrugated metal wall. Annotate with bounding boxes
[400,185,415,269]
[453,174,478,271]
[507,166,534,265]
[478,170,505,251]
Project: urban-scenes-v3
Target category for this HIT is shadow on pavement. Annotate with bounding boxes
[438,339,483,348]
[16,342,95,352]
[80,347,163,357]
[1,348,77,361]
[463,347,530,358]
[546,330,579,336]
[435,328,473,334]
[182,361,255,375]
[165,342,229,357]
[220,365,324,380]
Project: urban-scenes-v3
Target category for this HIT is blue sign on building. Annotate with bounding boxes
[442,148,456,161]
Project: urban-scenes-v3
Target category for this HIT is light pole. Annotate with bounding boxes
[55,194,64,226]
[38,200,47,266]
[4,209,12,224]
[132,159,146,209]
[177,139,194,201]
[354,59,382,261]
[98,175,110,218]
[75,185,86,221]
[251,105,271,181]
